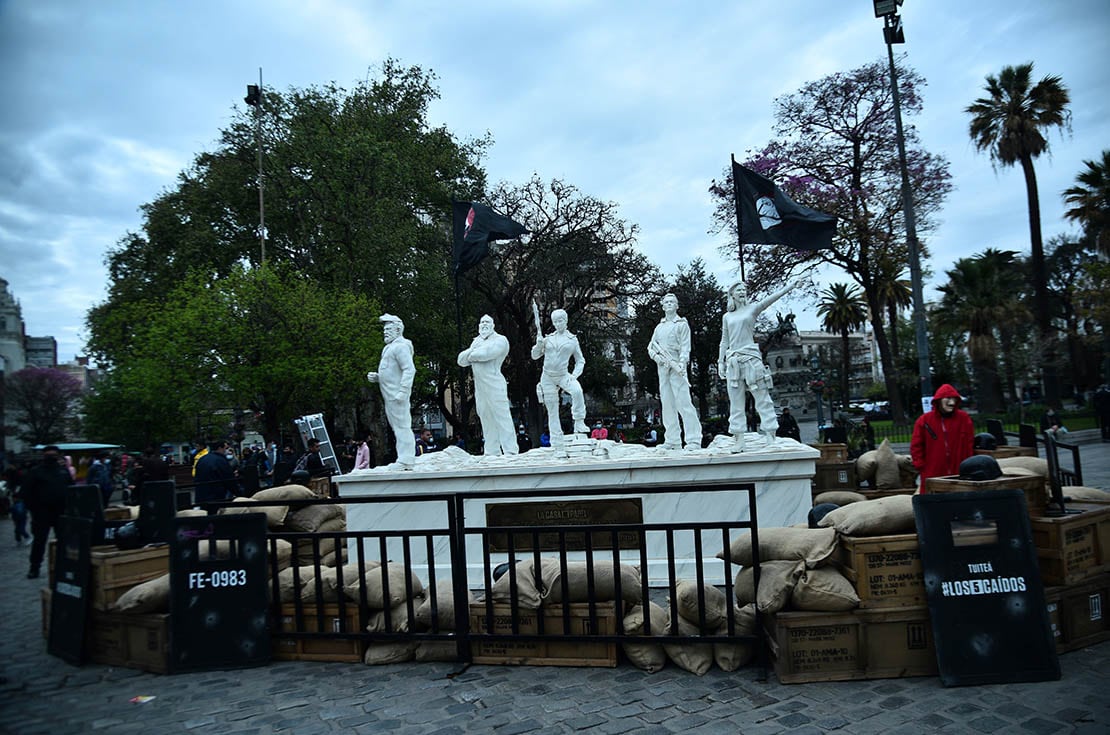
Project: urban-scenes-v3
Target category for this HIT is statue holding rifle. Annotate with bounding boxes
[531,303,588,455]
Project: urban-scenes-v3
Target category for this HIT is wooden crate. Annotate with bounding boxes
[89,545,170,611]
[925,473,1046,517]
[1031,504,1110,586]
[103,506,134,521]
[765,607,937,684]
[1045,574,1110,654]
[975,446,1037,459]
[814,462,857,492]
[468,602,618,667]
[834,533,925,608]
[810,443,848,463]
[87,610,171,674]
[308,476,332,498]
[272,603,364,662]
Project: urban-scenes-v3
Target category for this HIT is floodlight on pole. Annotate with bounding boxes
[878,6,932,403]
[245,69,266,265]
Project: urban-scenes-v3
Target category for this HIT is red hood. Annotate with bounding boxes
[932,383,962,410]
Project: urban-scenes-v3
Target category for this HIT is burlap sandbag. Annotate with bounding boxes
[898,455,918,488]
[674,579,729,631]
[284,503,346,533]
[998,456,1048,477]
[319,547,349,567]
[218,495,288,528]
[713,603,757,672]
[717,527,837,568]
[542,560,643,605]
[663,616,713,676]
[490,557,561,609]
[345,561,424,609]
[1064,486,1110,502]
[253,484,318,503]
[112,573,170,613]
[856,449,879,484]
[874,440,902,489]
[416,579,474,632]
[293,530,346,567]
[363,642,416,665]
[176,508,208,518]
[734,560,804,613]
[414,641,459,662]
[366,598,419,633]
[791,567,861,611]
[622,602,670,673]
[818,494,915,536]
[300,565,352,604]
[1003,466,1040,477]
[273,565,316,602]
[814,490,867,506]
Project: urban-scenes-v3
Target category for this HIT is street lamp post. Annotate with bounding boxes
[874,1,933,407]
[810,354,825,435]
[245,69,266,265]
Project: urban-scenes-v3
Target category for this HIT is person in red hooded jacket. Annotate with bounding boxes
[910,384,975,493]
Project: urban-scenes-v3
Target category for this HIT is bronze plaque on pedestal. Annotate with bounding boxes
[486,499,644,552]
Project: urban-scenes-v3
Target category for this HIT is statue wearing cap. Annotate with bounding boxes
[367,314,416,469]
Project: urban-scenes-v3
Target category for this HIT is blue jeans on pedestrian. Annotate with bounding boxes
[11,499,28,542]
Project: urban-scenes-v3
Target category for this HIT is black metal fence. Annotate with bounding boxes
[233,482,766,671]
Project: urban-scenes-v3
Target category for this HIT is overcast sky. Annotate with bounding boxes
[1,0,1107,364]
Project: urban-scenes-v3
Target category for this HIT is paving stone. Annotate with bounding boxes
[498,719,543,735]
[967,715,1009,733]
[812,715,850,730]
[1020,718,1068,734]
[775,712,812,728]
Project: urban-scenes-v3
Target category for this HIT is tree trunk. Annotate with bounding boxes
[1020,153,1060,408]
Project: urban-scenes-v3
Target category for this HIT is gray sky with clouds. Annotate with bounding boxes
[1,0,1107,364]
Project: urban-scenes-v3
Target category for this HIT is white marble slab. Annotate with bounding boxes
[336,438,818,586]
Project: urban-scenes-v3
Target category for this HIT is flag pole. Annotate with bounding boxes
[731,154,746,283]
[453,256,469,443]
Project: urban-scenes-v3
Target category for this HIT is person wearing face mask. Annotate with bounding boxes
[458,314,519,457]
[23,445,72,579]
[910,384,975,493]
[367,313,417,470]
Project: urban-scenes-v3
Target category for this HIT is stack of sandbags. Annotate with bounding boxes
[489,557,643,608]
[721,525,860,616]
[817,494,917,537]
[412,579,476,662]
[661,579,758,675]
[345,562,426,665]
[855,440,917,490]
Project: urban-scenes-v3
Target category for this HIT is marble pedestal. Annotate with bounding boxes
[336,441,818,586]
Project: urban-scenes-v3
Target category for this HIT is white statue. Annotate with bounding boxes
[648,293,702,451]
[531,305,589,453]
[718,281,797,451]
[457,315,519,457]
[367,314,416,469]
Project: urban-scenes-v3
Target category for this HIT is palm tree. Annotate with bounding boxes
[874,256,913,359]
[817,283,868,412]
[936,250,1026,413]
[1063,150,1110,256]
[966,63,1070,407]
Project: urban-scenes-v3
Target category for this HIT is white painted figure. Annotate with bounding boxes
[718,281,797,451]
[531,307,588,453]
[367,313,416,469]
[648,293,702,451]
[457,315,519,457]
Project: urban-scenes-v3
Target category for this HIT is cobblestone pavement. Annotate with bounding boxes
[2,440,1108,734]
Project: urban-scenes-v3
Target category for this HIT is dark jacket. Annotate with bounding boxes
[194,451,237,504]
[23,458,72,513]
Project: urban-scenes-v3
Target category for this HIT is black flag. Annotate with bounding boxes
[451,201,528,275]
[733,162,836,251]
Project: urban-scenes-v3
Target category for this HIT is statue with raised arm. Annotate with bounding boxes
[531,306,588,455]
[648,293,702,451]
[718,281,798,451]
[367,314,416,470]
[457,314,519,457]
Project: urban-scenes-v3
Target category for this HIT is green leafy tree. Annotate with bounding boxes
[83,265,381,446]
[936,250,1027,413]
[4,368,84,445]
[1045,235,1104,393]
[816,284,868,412]
[966,62,1071,407]
[709,57,952,423]
[1063,150,1110,256]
